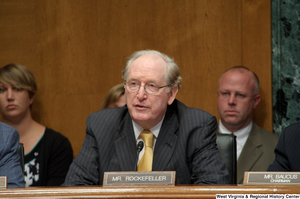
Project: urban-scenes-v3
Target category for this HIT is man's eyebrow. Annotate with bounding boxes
[147,80,157,83]
[128,78,139,81]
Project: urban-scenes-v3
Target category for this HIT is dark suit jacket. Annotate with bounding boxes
[268,122,300,171]
[0,122,25,188]
[217,123,279,184]
[64,99,229,185]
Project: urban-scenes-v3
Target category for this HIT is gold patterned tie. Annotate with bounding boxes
[137,130,154,171]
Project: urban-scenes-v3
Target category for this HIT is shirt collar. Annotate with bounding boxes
[218,120,252,139]
[133,116,164,140]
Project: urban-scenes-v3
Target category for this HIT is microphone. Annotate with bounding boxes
[136,141,144,171]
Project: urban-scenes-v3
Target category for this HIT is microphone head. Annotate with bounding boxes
[137,141,144,152]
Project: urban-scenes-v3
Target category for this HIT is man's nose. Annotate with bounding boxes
[136,85,147,100]
[228,94,237,105]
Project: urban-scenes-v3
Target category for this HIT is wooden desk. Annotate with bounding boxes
[1,185,300,198]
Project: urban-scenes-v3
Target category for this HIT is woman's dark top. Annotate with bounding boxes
[24,128,73,186]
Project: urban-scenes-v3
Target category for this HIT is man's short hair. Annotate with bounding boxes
[0,63,37,98]
[221,66,260,94]
[122,50,182,91]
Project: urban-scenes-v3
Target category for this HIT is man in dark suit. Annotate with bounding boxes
[217,66,279,184]
[268,122,300,171]
[63,50,229,185]
[0,122,25,188]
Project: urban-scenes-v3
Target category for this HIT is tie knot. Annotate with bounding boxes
[140,130,153,148]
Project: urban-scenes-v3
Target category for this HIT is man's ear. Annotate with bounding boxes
[253,94,261,109]
[167,86,178,105]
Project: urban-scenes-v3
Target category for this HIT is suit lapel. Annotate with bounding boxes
[237,123,263,183]
[152,105,178,171]
[114,113,137,171]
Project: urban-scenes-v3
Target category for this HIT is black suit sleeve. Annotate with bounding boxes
[268,122,300,171]
[63,115,100,185]
[188,115,229,184]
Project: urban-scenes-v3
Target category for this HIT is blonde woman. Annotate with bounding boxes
[0,63,73,186]
[100,83,126,110]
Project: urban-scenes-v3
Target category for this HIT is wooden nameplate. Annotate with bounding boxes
[0,176,7,189]
[244,172,300,186]
[103,171,176,187]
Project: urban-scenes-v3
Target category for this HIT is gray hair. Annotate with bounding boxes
[122,50,182,91]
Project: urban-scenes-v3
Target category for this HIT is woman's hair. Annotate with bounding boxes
[100,83,125,110]
[122,50,182,91]
[0,63,37,98]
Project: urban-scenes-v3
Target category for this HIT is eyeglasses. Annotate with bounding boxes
[218,91,256,101]
[124,81,171,95]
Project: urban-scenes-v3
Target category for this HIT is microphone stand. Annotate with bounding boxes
[136,141,144,171]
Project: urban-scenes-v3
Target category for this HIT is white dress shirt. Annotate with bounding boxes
[218,120,252,160]
[133,117,164,164]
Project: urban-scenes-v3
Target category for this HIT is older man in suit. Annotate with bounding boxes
[63,50,229,185]
[268,121,300,171]
[0,122,25,188]
[217,66,279,184]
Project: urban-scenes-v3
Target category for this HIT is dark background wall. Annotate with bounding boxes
[0,0,272,156]
[272,0,300,135]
